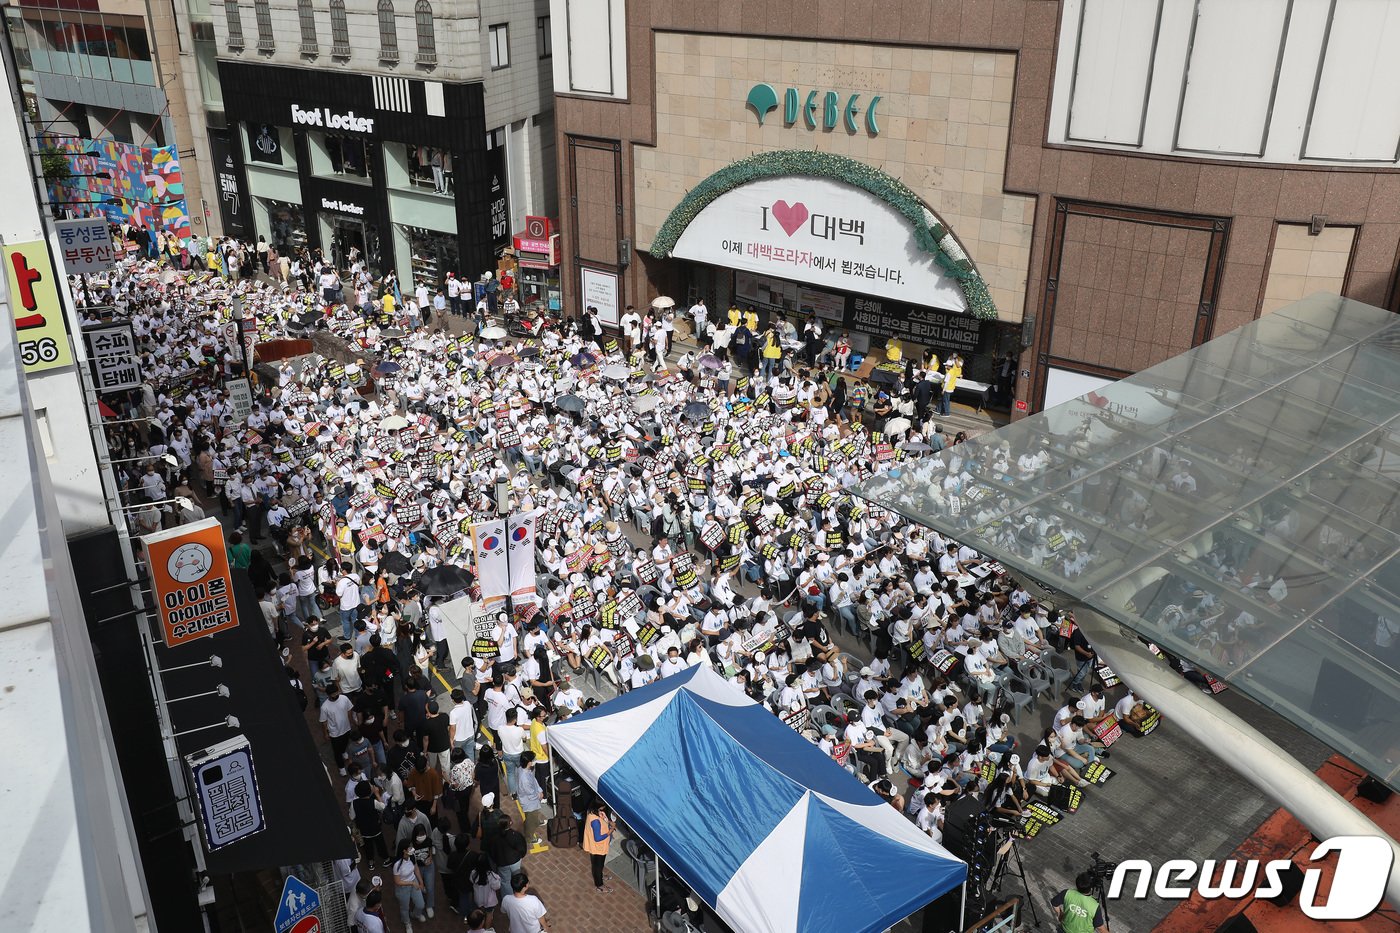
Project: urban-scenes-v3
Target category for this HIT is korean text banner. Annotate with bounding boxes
[671,174,967,312]
[470,518,509,611]
[145,517,241,646]
[4,241,74,374]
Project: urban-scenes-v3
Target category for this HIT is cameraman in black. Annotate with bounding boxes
[1051,871,1110,933]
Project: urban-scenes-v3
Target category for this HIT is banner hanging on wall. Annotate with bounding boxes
[672,174,967,312]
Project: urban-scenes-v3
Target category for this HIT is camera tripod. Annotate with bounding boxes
[989,835,1043,930]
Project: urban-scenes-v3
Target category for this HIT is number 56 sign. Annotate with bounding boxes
[4,241,74,374]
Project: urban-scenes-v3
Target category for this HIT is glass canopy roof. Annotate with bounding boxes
[855,294,1400,788]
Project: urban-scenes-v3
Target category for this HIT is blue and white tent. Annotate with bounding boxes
[547,665,965,933]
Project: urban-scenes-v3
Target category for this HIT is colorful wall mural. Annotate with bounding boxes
[45,136,192,238]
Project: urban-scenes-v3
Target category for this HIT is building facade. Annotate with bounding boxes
[549,0,1400,414]
[209,0,555,287]
[4,0,215,238]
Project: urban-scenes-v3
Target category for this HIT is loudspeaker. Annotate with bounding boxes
[1261,862,1305,906]
[1358,776,1393,803]
[939,796,986,861]
[1215,914,1258,932]
[1309,659,1376,729]
[920,886,963,933]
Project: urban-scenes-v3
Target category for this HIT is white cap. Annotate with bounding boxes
[482,792,496,807]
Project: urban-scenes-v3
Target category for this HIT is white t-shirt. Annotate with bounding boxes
[319,695,355,737]
[500,893,548,933]
[499,723,526,755]
[449,703,476,744]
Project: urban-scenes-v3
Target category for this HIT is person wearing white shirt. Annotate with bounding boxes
[915,794,944,842]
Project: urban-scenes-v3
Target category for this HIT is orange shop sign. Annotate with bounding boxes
[144,517,241,646]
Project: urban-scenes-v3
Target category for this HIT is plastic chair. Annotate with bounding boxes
[1044,652,1074,697]
[1024,660,1055,698]
[1002,674,1036,725]
[809,704,840,731]
[831,693,862,721]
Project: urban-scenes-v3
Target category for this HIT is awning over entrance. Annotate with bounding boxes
[853,293,1400,789]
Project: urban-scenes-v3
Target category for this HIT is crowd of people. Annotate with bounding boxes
[89,230,1162,933]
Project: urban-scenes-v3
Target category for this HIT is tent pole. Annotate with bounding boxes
[959,881,966,930]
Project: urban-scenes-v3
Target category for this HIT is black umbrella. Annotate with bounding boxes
[381,551,412,575]
[682,401,710,422]
[295,309,321,327]
[413,564,474,596]
[571,350,598,367]
[374,360,402,375]
[556,394,586,413]
[518,345,541,359]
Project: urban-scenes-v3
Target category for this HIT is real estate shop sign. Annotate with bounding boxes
[670,174,967,312]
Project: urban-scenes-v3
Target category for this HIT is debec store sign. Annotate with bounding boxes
[291,104,375,134]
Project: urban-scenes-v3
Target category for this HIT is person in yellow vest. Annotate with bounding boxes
[941,356,962,416]
[760,326,783,377]
[381,290,396,323]
[728,305,742,327]
[885,337,903,364]
[583,802,614,892]
[528,706,551,790]
[743,308,759,332]
[335,523,356,563]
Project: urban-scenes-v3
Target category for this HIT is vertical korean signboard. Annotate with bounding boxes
[186,735,266,851]
[4,240,74,373]
[83,322,142,393]
[144,517,241,646]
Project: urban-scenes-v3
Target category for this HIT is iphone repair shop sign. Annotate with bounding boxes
[144,516,242,646]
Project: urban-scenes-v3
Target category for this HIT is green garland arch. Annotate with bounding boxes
[646,149,998,320]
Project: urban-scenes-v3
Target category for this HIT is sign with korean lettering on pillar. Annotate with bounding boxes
[670,175,968,313]
[84,322,141,393]
[54,218,117,274]
[4,240,74,373]
[144,517,241,646]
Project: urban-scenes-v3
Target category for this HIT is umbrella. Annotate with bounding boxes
[698,354,723,371]
[869,368,900,386]
[413,564,474,597]
[374,361,402,375]
[379,414,410,430]
[571,350,598,367]
[294,309,321,327]
[885,417,912,435]
[602,363,631,380]
[380,328,405,339]
[381,551,413,575]
[901,441,932,453]
[518,345,541,359]
[682,401,709,422]
[411,336,435,351]
[98,400,118,418]
[651,296,676,310]
[489,354,519,369]
[632,395,660,414]
[480,326,508,340]
[556,394,586,413]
